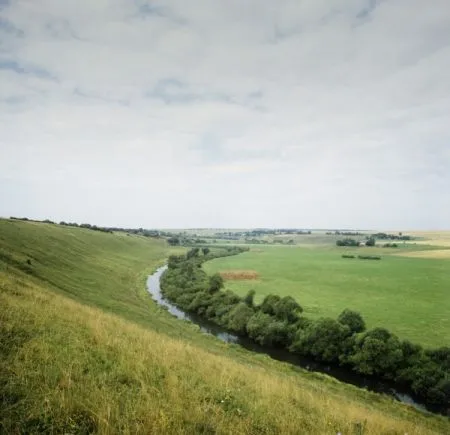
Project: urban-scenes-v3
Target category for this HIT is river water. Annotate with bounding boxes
[147,266,435,414]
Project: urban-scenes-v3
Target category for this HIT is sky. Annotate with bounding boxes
[1,0,449,230]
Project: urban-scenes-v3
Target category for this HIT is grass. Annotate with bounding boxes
[1,219,449,434]
[203,245,450,348]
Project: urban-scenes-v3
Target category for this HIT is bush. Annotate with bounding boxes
[246,312,289,347]
[224,303,255,334]
[338,309,366,333]
[243,290,256,307]
[358,255,381,260]
[291,318,352,363]
[336,238,359,247]
[349,328,403,378]
[209,273,224,293]
[365,237,376,247]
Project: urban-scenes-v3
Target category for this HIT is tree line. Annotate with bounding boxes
[161,248,449,411]
[336,237,376,247]
[9,216,168,238]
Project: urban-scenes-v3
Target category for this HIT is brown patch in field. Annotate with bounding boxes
[395,249,450,259]
[219,270,260,280]
[404,231,450,247]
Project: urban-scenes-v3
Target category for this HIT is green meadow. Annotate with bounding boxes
[203,245,450,348]
[1,219,449,434]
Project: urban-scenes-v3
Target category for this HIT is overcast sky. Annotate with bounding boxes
[1,1,449,229]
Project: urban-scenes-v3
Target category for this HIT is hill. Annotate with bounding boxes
[1,219,449,434]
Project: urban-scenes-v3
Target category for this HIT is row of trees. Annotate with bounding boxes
[327,231,364,236]
[160,250,449,411]
[10,216,169,238]
[372,232,412,241]
[336,237,376,247]
[59,222,113,233]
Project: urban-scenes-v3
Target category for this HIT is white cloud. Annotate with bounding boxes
[1,0,449,228]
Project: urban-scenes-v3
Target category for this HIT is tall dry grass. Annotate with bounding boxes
[2,271,448,434]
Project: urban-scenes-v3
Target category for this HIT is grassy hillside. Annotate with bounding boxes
[203,245,450,347]
[1,219,449,434]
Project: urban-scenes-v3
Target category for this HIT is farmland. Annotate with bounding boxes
[203,243,450,348]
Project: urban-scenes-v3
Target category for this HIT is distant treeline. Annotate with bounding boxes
[215,229,311,239]
[161,249,450,410]
[372,232,412,241]
[328,231,413,241]
[337,237,403,248]
[9,216,164,238]
[168,236,297,247]
[327,231,364,236]
[336,237,376,247]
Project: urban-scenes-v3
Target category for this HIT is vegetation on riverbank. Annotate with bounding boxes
[162,249,450,411]
[1,219,449,433]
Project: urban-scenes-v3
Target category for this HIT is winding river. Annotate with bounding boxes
[147,266,436,414]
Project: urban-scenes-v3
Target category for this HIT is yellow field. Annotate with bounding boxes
[408,231,450,247]
[395,249,450,259]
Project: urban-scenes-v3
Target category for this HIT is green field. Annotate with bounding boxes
[203,245,450,348]
[1,219,449,434]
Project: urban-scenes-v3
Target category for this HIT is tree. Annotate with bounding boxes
[366,237,376,247]
[273,296,303,322]
[260,294,281,315]
[243,289,256,307]
[186,248,200,259]
[425,346,450,371]
[290,318,352,362]
[167,237,180,246]
[202,247,210,256]
[209,273,224,293]
[337,309,366,333]
[336,238,359,247]
[225,302,254,334]
[349,328,403,377]
[246,312,289,347]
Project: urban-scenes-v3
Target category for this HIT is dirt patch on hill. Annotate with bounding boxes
[219,270,260,280]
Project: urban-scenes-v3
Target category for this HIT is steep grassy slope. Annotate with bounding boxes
[1,220,449,434]
[203,246,450,347]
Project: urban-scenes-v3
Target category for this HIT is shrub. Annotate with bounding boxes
[209,273,224,293]
[338,309,366,333]
[291,318,352,363]
[358,255,381,260]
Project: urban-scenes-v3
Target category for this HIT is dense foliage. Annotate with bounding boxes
[372,232,412,241]
[161,249,450,410]
[336,238,360,247]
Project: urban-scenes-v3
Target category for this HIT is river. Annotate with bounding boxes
[147,265,437,414]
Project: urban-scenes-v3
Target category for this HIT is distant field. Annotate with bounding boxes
[204,245,450,348]
[396,249,450,259]
[408,231,450,247]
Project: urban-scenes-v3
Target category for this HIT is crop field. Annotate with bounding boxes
[203,244,450,348]
[408,231,450,248]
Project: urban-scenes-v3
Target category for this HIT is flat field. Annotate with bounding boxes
[203,244,450,348]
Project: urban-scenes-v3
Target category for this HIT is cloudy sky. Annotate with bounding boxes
[1,0,449,229]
